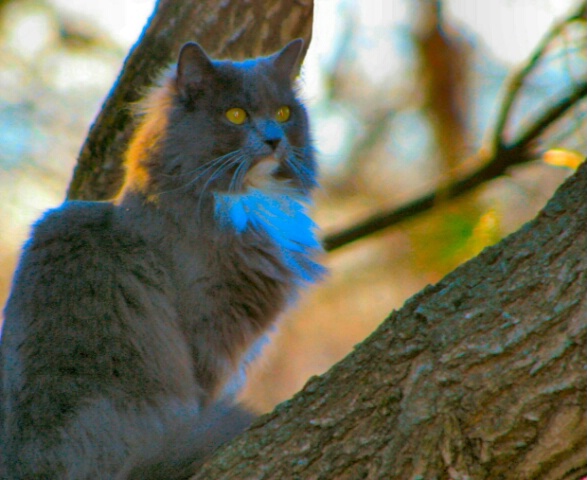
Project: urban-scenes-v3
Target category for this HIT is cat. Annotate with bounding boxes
[0,38,324,479]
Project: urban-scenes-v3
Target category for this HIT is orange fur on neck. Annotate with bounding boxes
[118,77,176,201]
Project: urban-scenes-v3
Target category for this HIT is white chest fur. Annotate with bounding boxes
[214,158,324,286]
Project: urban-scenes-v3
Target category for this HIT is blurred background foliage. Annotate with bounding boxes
[0,0,585,412]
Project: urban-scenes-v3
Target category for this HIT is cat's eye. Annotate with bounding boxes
[226,107,247,125]
[275,106,291,123]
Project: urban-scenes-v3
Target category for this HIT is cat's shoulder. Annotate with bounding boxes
[25,200,121,256]
[6,201,126,314]
[34,200,113,230]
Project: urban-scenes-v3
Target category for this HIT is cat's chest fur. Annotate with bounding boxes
[131,173,322,402]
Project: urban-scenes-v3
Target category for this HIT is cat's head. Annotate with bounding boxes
[123,39,316,202]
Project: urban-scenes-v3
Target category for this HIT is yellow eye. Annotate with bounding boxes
[276,106,291,123]
[226,107,247,125]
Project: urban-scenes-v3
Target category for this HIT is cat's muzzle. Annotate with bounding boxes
[244,156,281,190]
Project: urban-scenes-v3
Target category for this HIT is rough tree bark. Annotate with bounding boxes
[61,0,586,478]
[193,158,587,480]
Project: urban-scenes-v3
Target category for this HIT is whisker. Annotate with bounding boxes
[161,150,241,178]
[158,151,242,197]
[287,154,315,190]
[230,158,251,193]
[196,153,244,219]
[228,158,243,193]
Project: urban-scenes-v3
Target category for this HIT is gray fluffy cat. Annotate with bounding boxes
[0,39,324,479]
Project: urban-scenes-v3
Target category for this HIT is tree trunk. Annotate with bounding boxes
[66,0,313,201]
[193,160,587,479]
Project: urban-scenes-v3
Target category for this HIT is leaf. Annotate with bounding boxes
[543,148,585,170]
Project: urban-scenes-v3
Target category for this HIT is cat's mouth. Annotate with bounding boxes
[243,156,283,191]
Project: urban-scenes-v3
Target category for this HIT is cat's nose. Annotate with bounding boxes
[264,137,282,151]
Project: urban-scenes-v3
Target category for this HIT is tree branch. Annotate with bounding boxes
[66,0,313,201]
[194,151,587,480]
[491,0,586,148]
[323,82,586,251]
[323,4,587,252]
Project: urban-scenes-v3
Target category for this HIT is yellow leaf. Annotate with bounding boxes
[467,208,501,257]
[543,149,584,170]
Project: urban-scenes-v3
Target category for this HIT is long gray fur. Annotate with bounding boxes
[0,39,323,478]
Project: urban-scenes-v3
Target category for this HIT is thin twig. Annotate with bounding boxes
[323,3,586,252]
[323,81,586,251]
[511,81,587,150]
[491,1,586,149]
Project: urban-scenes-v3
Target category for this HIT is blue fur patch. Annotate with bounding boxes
[214,189,325,285]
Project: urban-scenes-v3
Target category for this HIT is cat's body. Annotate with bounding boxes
[0,39,323,479]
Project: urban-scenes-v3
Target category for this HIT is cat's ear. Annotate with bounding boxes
[270,38,304,82]
[176,42,215,100]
